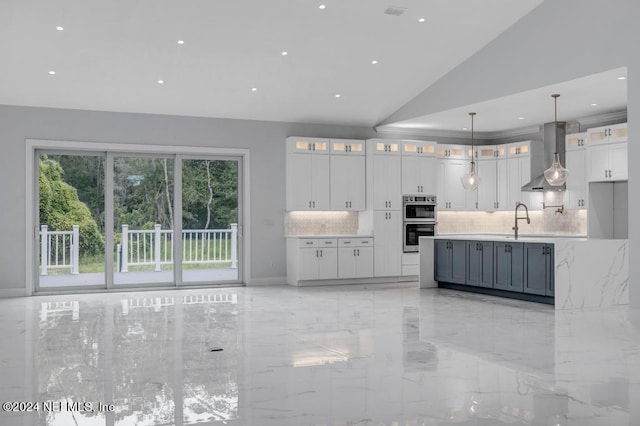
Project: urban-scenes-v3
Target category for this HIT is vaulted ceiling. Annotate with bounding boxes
[0,0,544,127]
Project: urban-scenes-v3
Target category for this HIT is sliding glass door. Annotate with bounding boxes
[180,158,240,284]
[37,153,106,289]
[35,150,242,291]
[112,155,175,287]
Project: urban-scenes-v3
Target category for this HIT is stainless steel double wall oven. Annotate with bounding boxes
[403,195,437,252]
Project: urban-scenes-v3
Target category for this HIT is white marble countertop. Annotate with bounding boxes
[425,234,588,243]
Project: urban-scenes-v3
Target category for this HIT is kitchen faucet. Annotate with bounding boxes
[513,202,530,240]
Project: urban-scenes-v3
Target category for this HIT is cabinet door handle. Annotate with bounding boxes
[312,143,316,151]
[320,249,323,257]
[316,249,319,257]
[357,249,360,256]
[309,201,312,208]
[349,201,352,208]
[312,201,316,208]
[354,249,357,256]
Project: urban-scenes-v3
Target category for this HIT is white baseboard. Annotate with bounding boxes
[0,287,28,298]
[246,276,287,286]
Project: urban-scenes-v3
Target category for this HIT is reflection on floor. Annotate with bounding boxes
[39,268,239,287]
[1,284,639,425]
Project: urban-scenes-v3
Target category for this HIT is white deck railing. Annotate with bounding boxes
[40,224,237,275]
[40,225,79,275]
[117,224,238,272]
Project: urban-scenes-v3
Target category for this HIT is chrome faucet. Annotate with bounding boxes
[513,202,530,240]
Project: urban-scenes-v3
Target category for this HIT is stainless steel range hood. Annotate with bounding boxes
[521,121,566,192]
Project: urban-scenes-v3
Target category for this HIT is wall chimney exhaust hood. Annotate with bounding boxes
[521,121,566,192]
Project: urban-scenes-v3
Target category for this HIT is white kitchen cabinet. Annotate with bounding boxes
[337,238,374,279]
[495,145,509,211]
[286,137,330,154]
[330,154,365,210]
[587,142,628,182]
[373,211,402,277]
[437,144,468,210]
[370,141,402,210]
[286,238,338,285]
[476,146,499,211]
[565,132,588,209]
[401,141,437,195]
[587,122,628,145]
[330,139,365,154]
[586,123,627,182]
[437,156,467,210]
[286,137,331,211]
[464,146,500,211]
[286,153,330,210]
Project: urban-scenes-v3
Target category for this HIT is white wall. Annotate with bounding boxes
[0,105,376,294]
[381,0,640,308]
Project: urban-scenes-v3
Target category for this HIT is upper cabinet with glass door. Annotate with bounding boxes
[587,122,627,145]
[286,137,331,154]
[371,139,401,155]
[330,139,365,155]
[436,144,467,160]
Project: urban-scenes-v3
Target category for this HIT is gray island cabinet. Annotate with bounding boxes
[493,241,524,292]
[420,235,629,310]
[466,240,494,288]
[430,236,556,304]
[523,243,554,297]
[434,239,466,284]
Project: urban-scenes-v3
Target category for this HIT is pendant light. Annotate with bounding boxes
[461,112,481,191]
[543,94,568,186]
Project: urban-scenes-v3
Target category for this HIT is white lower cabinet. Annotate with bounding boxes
[286,238,338,284]
[337,238,374,278]
[286,237,375,285]
[374,211,402,277]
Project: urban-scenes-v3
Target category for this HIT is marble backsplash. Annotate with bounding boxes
[437,209,587,236]
[285,211,359,236]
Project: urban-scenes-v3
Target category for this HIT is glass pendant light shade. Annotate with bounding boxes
[462,111,480,191]
[461,161,481,190]
[544,153,568,186]
[544,93,568,186]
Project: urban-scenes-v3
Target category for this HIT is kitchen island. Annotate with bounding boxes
[420,235,628,310]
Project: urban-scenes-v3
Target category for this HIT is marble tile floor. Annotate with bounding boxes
[0,283,639,426]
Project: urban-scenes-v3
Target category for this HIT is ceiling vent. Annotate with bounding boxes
[384,6,407,16]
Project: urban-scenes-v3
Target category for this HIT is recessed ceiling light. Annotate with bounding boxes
[591,103,597,106]
[418,18,425,23]
[519,117,525,120]
[335,94,341,98]
[177,40,185,45]
[371,60,378,65]
[48,70,56,75]
[157,80,164,84]
[251,87,257,92]
[319,4,326,9]
[618,76,626,80]
[56,26,64,31]
[281,51,288,56]
[462,127,468,130]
